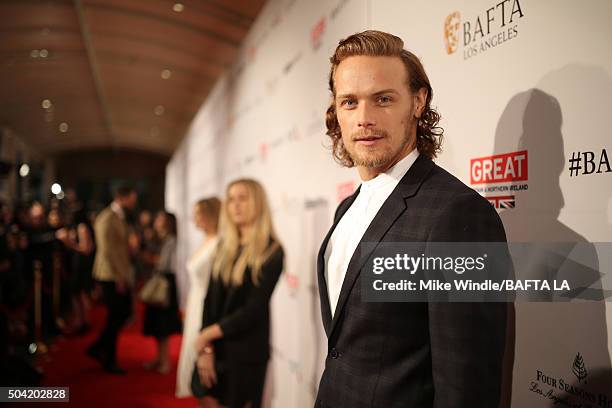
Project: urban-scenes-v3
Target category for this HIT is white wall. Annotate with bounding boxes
[166,0,612,406]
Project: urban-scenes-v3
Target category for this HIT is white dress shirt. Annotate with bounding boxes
[110,201,125,220]
[324,149,419,317]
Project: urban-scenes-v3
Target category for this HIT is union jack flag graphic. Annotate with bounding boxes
[486,195,515,209]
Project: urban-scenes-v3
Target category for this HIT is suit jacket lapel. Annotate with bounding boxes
[317,187,360,337]
[328,155,435,339]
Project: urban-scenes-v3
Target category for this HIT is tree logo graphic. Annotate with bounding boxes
[572,353,588,384]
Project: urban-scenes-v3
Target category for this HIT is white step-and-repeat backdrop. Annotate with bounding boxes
[166,0,612,406]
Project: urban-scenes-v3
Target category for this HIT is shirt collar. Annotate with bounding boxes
[110,201,125,220]
[360,148,420,192]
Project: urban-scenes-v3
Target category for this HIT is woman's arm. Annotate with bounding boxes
[195,247,284,351]
[75,223,94,255]
[218,246,284,337]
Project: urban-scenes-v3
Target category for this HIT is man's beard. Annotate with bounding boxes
[346,126,413,168]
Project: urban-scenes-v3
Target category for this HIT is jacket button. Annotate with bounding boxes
[329,348,339,359]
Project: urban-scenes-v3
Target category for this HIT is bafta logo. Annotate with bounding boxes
[444,11,461,54]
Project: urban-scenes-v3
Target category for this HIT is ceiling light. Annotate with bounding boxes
[51,183,62,195]
[161,69,172,79]
[19,164,30,177]
[30,50,40,58]
[154,105,165,116]
[39,49,49,58]
[56,191,65,200]
[59,122,69,132]
[41,99,52,109]
[173,3,184,12]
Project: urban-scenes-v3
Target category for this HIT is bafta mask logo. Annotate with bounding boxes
[444,11,461,54]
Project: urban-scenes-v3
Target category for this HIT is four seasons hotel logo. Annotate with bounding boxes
[444,0,525,60]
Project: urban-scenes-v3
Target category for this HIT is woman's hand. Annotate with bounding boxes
[195,324,224,354]
[55,228,69,242]
[196,352,217,388]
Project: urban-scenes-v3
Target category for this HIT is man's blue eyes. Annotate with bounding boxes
[341,97,391,107]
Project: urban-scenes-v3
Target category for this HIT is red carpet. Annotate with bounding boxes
[19,303,197,407]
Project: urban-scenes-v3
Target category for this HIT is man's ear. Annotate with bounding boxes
[414,87,428,119]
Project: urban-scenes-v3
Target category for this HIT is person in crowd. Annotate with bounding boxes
[142,211,182,374]
[0,224,40,386]
[1,200,40,385]
[63,189,84,221]
[47,209,63,230]
[134,209,159,285]
[1,201,14,232]
[176,197,221,397]
[139,210,153,232]
[56,209,95,335]
[87,210,98,231]
[27,202,54,277]
[0,209,26,318]
[14,204,30,231]
[0,204,11,281]
[314,30,508,407]
[193,179,284,408]
[87,185,137,374]
[47,207,73,331]
[126,225,143,326]
[26,202,59,338]
[5,224,28,305]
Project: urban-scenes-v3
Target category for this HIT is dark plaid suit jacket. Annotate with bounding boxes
[315,154,508,408]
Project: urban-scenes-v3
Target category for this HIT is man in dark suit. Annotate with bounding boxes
[315,30,508,407]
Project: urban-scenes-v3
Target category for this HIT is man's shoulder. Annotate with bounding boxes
[420,162,483,202]
[410,161,500,219]
[415,162,506,241]
[95,207,117,226]
[99,206,114,218]
[424,162,471,192]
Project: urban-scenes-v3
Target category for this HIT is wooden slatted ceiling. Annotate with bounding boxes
[0,0,266,156]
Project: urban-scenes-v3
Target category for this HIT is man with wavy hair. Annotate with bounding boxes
[316,30,508,407]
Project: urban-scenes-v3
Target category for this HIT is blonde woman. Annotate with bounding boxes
[193,179,284,408]
[176,198,221,397]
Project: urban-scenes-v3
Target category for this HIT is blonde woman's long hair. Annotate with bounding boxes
[212,179,280,286]
[195,197,221,233]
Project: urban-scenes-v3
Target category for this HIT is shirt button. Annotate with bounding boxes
[329,348,339,359]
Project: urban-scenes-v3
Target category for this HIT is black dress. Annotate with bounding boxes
[143,236,182,339]
[192,241,284,408]
[69,222,95,293]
